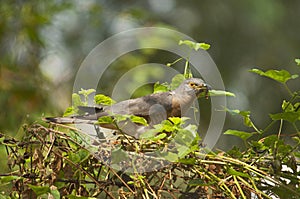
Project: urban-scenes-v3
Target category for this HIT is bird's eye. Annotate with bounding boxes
[189,82,197,87]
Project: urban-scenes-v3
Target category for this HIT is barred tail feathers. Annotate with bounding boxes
[43,116,96,124]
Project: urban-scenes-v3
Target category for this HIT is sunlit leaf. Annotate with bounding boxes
[63,106,77,117]
[72,93,84,107]
[153,82,169,93]
[97,116,114,124]
[209,90,235,97]
[295,58,300,66]
[151,133,167,141]
[94,94,116,105]
[224,130,253,141]
[249,68,298,83]
[177,145,190,158]
[282,100,293,111]
[155,120,175,132]
[168,117,183,125]
[130,115,148,126]
[179,40,210,51]
[0,176,20,183]
[78,88,96,97]
[196,42,210,50]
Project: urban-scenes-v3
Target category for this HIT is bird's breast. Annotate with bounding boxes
[170,95,195,117]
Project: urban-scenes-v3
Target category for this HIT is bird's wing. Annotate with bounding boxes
[78,106,103,114]
[104,91,173,119]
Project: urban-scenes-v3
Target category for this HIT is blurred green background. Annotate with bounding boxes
[1,0,299,166]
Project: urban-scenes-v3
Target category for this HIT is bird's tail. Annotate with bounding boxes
[43,116,96,124]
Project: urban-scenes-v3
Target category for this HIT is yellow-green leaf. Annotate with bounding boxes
[224,129,253,141]
[295,58,300,66]
[97,116,114,124]
[249,68,298,83]
[178,40,210,51]
[209,90,235,97]
[94,94,116,105]
[130,115,148,126]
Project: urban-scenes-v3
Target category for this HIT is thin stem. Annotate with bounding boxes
[283,83,294,97]
[250,120,262,134]
[233,175,246,199]
[278,119,283,138]
[292,123,299,133]
[166,57,183,66]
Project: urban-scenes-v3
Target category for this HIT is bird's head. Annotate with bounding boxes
[178,78,211,99]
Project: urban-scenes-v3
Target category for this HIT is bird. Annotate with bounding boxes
[45,78,211,138]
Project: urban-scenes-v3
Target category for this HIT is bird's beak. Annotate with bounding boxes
[197,83,212,99]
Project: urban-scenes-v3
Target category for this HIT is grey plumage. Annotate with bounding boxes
[45,78,210,137]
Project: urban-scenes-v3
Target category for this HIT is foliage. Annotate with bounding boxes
[0,39,299,198]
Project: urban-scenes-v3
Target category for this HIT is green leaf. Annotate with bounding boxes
[153,82,169,93]
[67,195,97,199]
[0,136,4,144]
[249,68,298,83]
[50,187,60,199]
[0,176,20,183]
[178,158,196,165]
[68,149,89,163]
[170,74,185,90]
[130,115,148,126]
[175,129,196,146]
[224,130,253,141]
[140,129,158,139]
[155,120,175,132]
[151,133,167,141]
[78,88,96,97]
[97,116,114,124]
[111,148,129,164]
[72,93,84,107]
[249,141,268,152]
[28,184,50,196]
[270,112,300,123]
[114,114,128,123]
[178,40,210,51]
[168,117,184,125]
[177,145,190,158]
[196,43,210,50]
[160,152,178,162]
[209,90,235,97]
[227,167,250,178]
[188,179,207,186]
[225,108,242,115]
[263,135,279,148]
[94,94,116,105]
[63,106,77,117]
[282,100,293,111]
[295,58,300,66]
[225,108,252,127]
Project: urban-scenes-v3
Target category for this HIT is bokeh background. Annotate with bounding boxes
[1,0,299,158]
